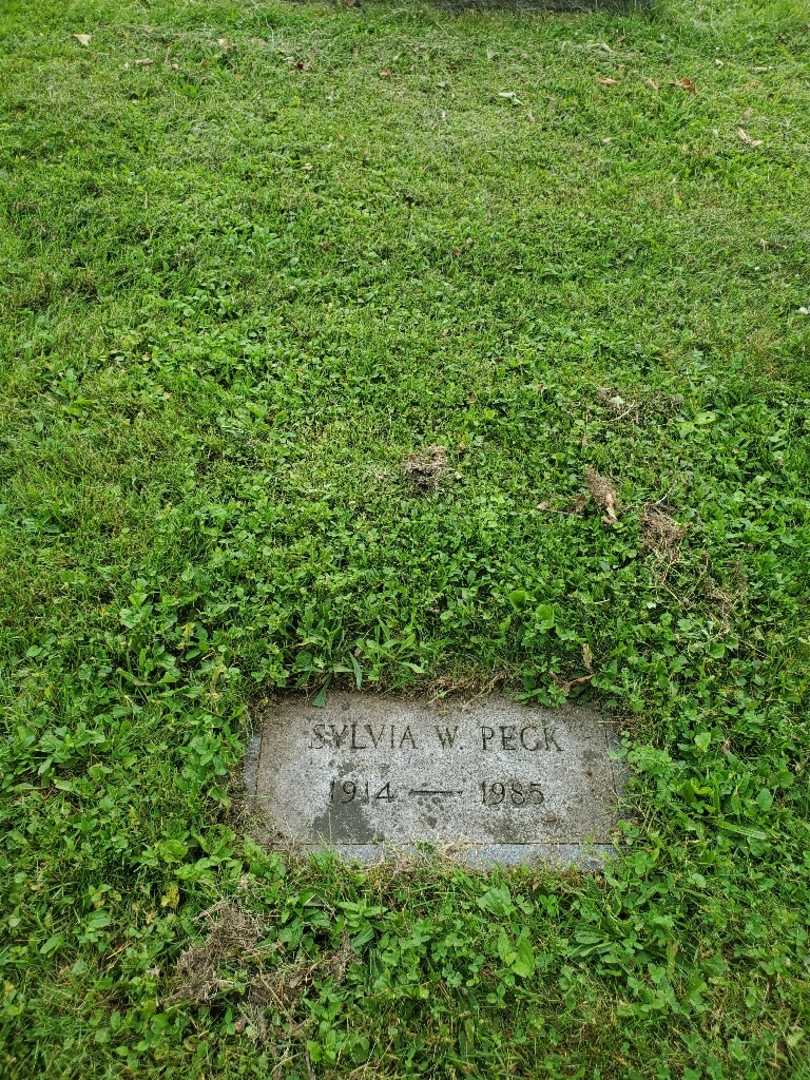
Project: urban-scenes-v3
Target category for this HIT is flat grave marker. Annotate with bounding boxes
[246,692,624,867]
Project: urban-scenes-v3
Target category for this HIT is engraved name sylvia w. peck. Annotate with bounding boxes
[246,692,623,867]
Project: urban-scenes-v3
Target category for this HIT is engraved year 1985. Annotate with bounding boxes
[480,781,545,807]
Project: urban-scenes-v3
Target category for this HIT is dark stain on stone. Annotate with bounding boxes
[310,798,375,844]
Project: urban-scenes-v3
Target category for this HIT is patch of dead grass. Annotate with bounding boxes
[248,933,355,1013]
[166,901,267,1005]
[640,503,686,584]
[641,505,686,556]
[402,445,449,492]
[166,901,356,1023]
[596,386,684,424]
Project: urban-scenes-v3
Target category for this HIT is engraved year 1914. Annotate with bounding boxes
[330,779,395,804]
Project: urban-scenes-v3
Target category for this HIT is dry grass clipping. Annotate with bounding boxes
[427,671,506,705]
[586,467,619,525]
[597,386,640,423]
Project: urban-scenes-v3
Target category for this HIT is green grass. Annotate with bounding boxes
[1,0,809,1075]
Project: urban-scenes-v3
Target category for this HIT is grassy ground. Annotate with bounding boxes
[1,0,809,1075]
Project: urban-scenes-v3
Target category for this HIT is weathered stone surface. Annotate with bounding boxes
[246,692,624,868]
